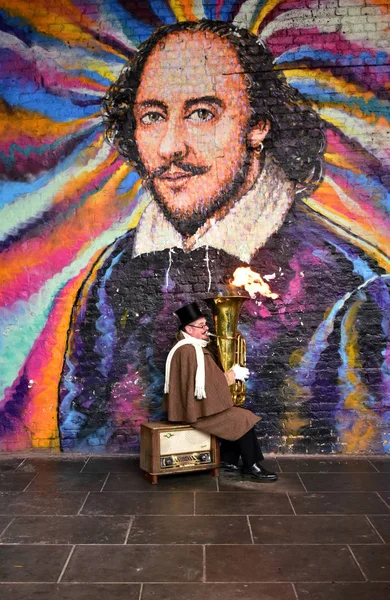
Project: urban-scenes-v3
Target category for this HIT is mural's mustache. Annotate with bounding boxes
[150,162,210,178]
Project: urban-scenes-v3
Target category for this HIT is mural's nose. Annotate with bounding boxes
[159,121,188,162]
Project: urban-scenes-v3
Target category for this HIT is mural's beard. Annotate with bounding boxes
[142,151,252,237]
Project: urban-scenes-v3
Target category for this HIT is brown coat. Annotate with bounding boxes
[164,343,260,441]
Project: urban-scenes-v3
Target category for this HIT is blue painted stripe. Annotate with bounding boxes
[328,241,376,287]
[0,81,101,122]
[219,0,239,21]
[276,47,389,68]
[203,0,217,20]
[287,79,390,120]
[116,170,141,195]
[98,0,154,45]
[150,0,176,24]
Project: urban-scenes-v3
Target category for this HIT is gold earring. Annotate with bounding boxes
[253,142,264,157]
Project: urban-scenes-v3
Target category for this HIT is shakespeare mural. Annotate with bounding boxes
[0,1,389,454]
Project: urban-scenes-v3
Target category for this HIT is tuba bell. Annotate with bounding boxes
[205,296,249,407]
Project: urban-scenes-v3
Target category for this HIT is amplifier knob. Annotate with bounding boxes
[165,457,173,466]
[199,453,208,462]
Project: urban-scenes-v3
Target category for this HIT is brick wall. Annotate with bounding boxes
[0,1,389,454]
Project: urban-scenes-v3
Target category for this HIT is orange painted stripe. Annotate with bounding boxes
[0,101,98,141]
[168,0,197,21]
[250,0,284,33]
[23,261,99,448]
[0,163,140,302]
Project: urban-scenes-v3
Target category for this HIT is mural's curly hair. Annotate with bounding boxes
[102,20,326,200]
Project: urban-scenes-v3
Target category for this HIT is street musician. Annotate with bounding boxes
[163,301,277,482]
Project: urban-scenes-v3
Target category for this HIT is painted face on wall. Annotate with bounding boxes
[133,31,269,235]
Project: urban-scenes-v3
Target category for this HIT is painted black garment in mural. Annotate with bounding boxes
[59,204,389,453]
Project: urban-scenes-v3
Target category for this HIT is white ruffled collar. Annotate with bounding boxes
[132,154,294,263]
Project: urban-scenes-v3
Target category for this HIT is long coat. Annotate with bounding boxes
[164,343,260,441]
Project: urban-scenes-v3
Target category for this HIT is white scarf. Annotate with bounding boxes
[164,332,208,399]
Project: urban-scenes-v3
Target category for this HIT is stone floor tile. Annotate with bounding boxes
[0,458,25,472]
[368,459,390,473]
[351,545,390,581]
[0,545,71,582]
[195,491,293,515]
[0,473,36,492]
[129,515,251,544]
[104,471,217,492]
[289,492,390,515]
[0,516,12,535]
[62,545,203,582]
[83,457,139,473]
[142,582,296,599]
[0,515,131,544]
[17,459,87,475]
[218,472,305,493]
[0,492,87,516]
[249,515,381,544]
[368,516,390,543]
[102,471,154,492]
[295,582,390,600]
[27,473,107,492]
[206,545,364,582]
[277,458,376,473]
[300,473,390,492]
[379,492,390,507]
[82,492,194,515]
[0,584,141,599]
[154,472,218,491]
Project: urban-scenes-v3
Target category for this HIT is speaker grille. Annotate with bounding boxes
[159,429,211,455]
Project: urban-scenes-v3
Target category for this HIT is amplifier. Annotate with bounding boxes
[140,421,220,484]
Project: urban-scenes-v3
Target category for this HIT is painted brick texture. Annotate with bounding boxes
[0,1,389,454]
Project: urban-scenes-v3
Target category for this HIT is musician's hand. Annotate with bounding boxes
[231,364,250,381]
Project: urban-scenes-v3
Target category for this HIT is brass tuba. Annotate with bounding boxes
[205,296,248,406]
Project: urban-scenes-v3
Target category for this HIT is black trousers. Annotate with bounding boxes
[220,427,264,468]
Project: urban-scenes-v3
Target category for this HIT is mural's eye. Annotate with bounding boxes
[140,112,165,125]
[186,108,214,122]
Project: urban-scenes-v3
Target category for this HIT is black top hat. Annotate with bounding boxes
[175,302,204,329]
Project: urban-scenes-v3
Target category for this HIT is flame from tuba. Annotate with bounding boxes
[205,296,248,407]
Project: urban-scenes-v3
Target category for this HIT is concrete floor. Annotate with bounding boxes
[0,455,390,599]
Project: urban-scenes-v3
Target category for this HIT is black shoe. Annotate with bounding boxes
[220,461,241,472]
[257,463,279,478]
[242,463,278,482]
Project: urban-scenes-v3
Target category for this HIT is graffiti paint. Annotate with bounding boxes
[0,1,389,453]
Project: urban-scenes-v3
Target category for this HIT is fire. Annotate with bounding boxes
[231,267,279,300]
